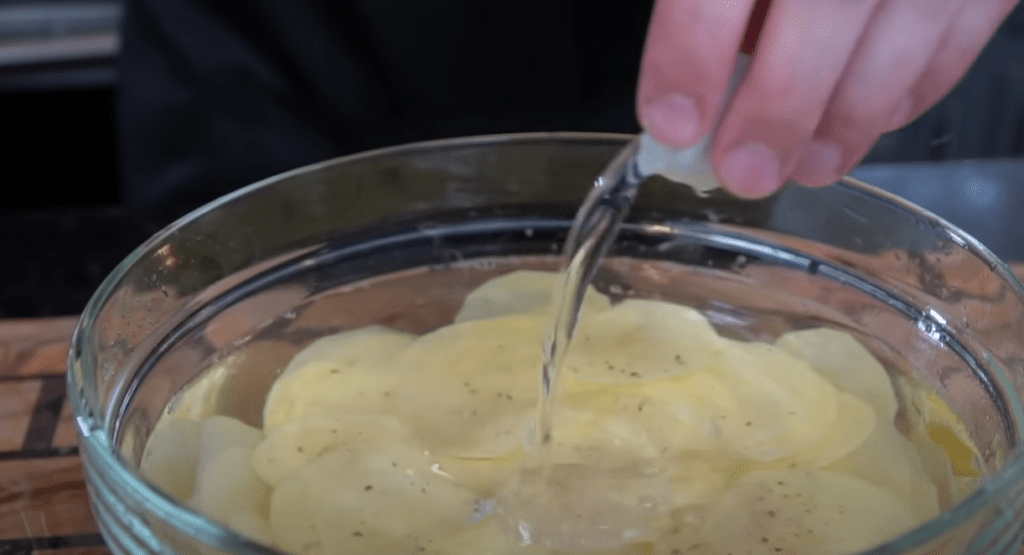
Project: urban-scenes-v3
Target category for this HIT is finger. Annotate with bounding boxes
[636,0,757,148]
[884,0,1020,131]
[792,0,969,184]
[709,0,886,198]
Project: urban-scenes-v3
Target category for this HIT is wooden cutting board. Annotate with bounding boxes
[0,316,103,555]
[2,264,1023,555]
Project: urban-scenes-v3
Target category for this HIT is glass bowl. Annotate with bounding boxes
[68,132,1024,555]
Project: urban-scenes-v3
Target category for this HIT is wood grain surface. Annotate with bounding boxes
[2,264,1023,555]
[0,316,103,555]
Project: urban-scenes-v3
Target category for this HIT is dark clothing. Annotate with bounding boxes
[118,0,1024,219]
[117,0,652,218]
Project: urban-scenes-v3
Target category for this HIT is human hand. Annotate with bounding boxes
[636,0,1020,198]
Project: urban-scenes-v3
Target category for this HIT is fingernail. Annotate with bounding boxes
[721,142,781,198]
[792,141,842,185]
[642,93,701,147]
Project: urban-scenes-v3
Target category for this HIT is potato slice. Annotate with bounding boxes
[703,470,919,555]
[786,392,876,468]
[382,314,545,448]
[664,459,728,509]
[563,299,724,385]
[268,461,326,555]
[555,376,732,460]
[653,535,718,555]
[454,270,611,323]
[251,414,407,487]
[194,416,264,473]
[187,417,270,540]
[441,395,728,505]
[719,393,877,481]
[227,511,273,546]
[652,508,719,555]
[436,452,523,496]
[170,366,230,421]
[262,327,414,432]
[313,443,478,555]
[776,328,898,422]
[825,424,940,521]
[902,382,981,506]
[494,463,673,551]
[282,325,415,378]
[140,418,202,502]
[269,430,476,555]
[712,340,839,462]
[437,517,544,555]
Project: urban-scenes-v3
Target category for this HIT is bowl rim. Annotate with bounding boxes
[69,131,1024,555]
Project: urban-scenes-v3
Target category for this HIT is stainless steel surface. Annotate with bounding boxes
[852,159,1024,261]
[0,1,120,90]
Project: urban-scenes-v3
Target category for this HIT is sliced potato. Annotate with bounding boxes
[652,508,718,555]
[556,377,731,459]
[268,459,327,555]
[664,458,728,509]
[436,451,523,496]
[902,382,981,506]
[263,327,415,432]
[653,536,717,555]
[170,366,230,421]
[711,340,839,462]
[454,269,612,323]
[437,517,545,555]
[703,470,919,555]
[282,325,415,378]
[140,418,202,502]
[268,433,474,555]
[442,408,533,460]
[227,510,274,546]
[194,416,264,475]
[718,393,877,480]
[787,392,876,468]
[382,314,545,448]
[313,442,477,555]
[495,463,673,551]
[825,424,940,521]
[164,267,968,555]
[189,446,271,539]
[251,414,408,487]
[776,328,898,422]
[186,417,269,535]
[563,299,724,385]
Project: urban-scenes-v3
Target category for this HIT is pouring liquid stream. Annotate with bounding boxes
[497,139,674,551]
[501,60,753,547]
[537,138,644,460]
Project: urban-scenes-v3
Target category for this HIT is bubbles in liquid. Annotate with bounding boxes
[496,464,672,551]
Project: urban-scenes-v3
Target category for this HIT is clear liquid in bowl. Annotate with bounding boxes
[127,217,986,555]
